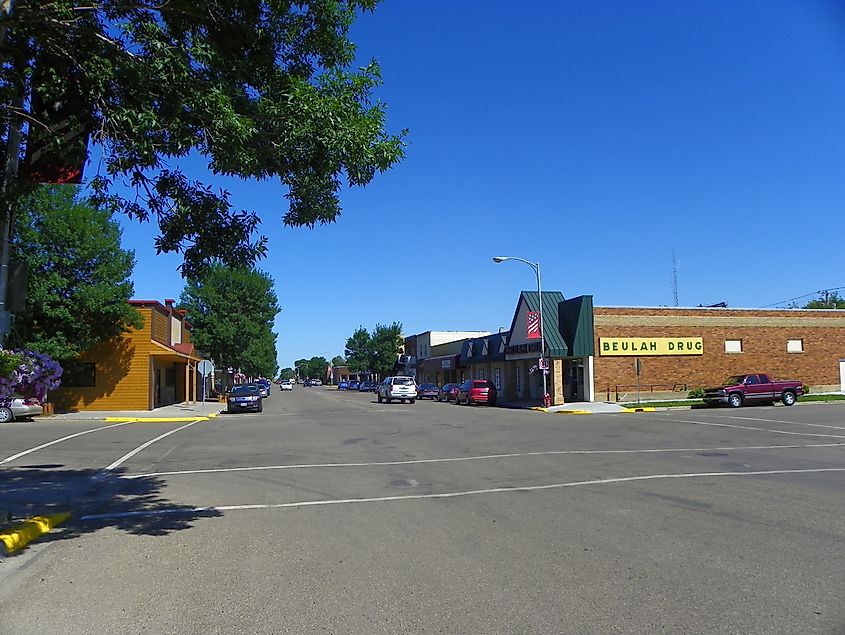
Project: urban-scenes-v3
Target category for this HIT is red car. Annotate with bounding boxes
[455,379,497,406]
[437,383,460,402]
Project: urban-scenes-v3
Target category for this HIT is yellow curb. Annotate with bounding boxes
[529,407,549,412]
[104,416,211,423]
[0,512,71,554]
[554,410,592,415]
[621,407,657,413]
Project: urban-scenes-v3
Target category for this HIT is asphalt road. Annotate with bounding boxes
[1,388,844,634]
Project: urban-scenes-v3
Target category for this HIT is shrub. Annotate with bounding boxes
[688,387,705,399]
[802,384,811,395]
[0,349,63,400]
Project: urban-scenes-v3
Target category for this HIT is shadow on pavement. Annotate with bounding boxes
[0,465,221,552]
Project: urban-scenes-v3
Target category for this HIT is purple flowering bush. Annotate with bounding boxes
[0,349,63,401]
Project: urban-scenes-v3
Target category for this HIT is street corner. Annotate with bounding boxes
[0,512,71,556]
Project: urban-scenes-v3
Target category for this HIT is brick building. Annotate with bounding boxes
[456,293,845,405]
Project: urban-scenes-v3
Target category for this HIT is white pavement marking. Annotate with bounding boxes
[98,419,206,475]
[721,415,845,431]
[0,421,137,465]
[121,442,845,480]
[82,467,845,521]
[666,418,845,439]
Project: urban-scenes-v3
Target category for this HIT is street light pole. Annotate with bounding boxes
[492,256,547,405]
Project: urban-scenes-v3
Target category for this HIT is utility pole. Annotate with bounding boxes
[0,0,19,348]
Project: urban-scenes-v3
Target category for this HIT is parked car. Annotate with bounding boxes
[455,379,498,406]
[0,396,43,423]
[312,379,323,386]
[256,379,271,398]
[377,376,418,404]
[337,380,349,390]
[347,380,360,390]
[280,380,294,391]
[417,383,440,399]
[358,380,377,392]
[226,383,264,413]
[703,373,803,408]
[437,383,460,402]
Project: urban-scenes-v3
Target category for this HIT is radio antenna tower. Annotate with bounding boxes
[672,249,679,307]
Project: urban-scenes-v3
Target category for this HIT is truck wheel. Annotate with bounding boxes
[728,393,743,408]
[782,390,796,406]
[410,398,416,404]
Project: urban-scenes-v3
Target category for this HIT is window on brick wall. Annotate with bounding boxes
[787,339,804,353]
[725,339,743,353]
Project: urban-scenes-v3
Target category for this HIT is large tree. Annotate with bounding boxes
[344,321,402,377]
[179,264,280,379]
[2,1,406,277]
[9,184,142,360]
[294,356,328,381]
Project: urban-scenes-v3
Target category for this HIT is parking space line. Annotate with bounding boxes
[0,421,137,465]
[83,467,845,521]
[666,418,845,439]
[98,418,206,475]
[120,442,845,480]
[721,415,845,431]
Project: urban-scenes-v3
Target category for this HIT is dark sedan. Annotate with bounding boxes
[437,383,460,402]
[358,380,377,392]
[226,383,264,413]
[417,383,440,399]
[347,380,360,390]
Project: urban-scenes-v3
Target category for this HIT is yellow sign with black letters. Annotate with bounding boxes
[599,337,703,356]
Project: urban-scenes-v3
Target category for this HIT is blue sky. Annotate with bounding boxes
[117,1,845,371]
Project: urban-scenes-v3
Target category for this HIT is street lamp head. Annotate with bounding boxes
[492,256,508,263]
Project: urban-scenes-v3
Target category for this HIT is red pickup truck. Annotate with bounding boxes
[703,373,803,408]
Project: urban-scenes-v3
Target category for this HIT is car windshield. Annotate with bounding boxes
[724,375,746,385]
[231,384,260,395]
[393,377,414,385]
[420,384,436,390]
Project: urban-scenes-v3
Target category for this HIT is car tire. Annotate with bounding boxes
[377,393,383,403]
[782,390,796,406]
[728,393,743,408]
[386,396,392,404]
[0,406,13,423]
[410,399,416,404]
[257,404,263,413]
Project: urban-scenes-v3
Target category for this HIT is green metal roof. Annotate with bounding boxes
[511,291,569,357]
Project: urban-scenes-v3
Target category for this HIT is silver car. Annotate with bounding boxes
[377,376,418,404]
[0,397,44,423]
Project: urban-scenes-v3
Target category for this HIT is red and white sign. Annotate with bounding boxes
[526,311,541,340]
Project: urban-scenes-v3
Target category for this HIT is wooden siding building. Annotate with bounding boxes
[52,299,204,411]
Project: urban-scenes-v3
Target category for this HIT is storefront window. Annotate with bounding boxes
[725,339,743,353]
[494,368,501,391]
[515,366,521,393]
[478,368,485,380]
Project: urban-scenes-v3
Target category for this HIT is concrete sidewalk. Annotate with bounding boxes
[42,401,224,422]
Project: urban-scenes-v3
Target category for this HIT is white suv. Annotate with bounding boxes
[377,376,418,404]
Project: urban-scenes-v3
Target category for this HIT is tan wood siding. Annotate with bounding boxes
[52,308,154,411]
[151,308,169,345]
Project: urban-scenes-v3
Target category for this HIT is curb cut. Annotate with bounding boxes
[554,410,592,415]
[0,512,70,555]
[622,407,657,413]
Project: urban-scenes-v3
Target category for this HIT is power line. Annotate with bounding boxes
[762,286,845,308]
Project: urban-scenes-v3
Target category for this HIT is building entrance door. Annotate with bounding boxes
[565,358,585,402]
